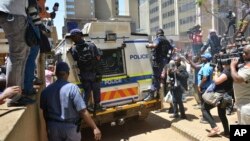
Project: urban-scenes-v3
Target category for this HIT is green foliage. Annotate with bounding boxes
[196,0,204,7]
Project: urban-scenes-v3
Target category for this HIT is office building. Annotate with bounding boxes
[64,0,140,36]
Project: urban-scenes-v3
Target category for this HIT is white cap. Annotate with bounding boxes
[209,29,217,34]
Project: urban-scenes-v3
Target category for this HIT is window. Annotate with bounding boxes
[99,49,125,77]
[149,0,157,5]
[67,11,75,15]
[66,5,74,8]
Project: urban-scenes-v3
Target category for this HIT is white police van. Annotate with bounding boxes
[54,21,161,126]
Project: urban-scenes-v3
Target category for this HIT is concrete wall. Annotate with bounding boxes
[1,104,47,141]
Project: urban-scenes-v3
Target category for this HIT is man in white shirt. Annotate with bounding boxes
[231,45,250,124]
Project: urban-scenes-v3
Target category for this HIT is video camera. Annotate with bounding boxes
[187,25,201,34]
[212,37,246,66]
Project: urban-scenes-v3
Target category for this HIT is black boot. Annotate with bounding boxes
[94,103,106,112]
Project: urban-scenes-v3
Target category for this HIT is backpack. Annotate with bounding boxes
[76,42,96,71]
[159,37,173,60]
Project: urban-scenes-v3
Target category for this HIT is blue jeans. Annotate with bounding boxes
[0,15,30,89]
[23,24,40,95]
[24,45,39,95]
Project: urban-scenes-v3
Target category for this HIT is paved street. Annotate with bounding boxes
[82,95,237,141]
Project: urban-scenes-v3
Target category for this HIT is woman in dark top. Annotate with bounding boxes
[203,64,232,137]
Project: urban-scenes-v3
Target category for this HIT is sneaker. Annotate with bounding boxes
[144,93,154,101]
[200,119,209,124]
[154,109,162,113]
[7,95,35,107]
[169,114,179,118]
[226,108,232,115]
[166,108,174,114]
[94,104,106,112]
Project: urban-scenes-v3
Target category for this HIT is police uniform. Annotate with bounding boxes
[40,62,86,141]
[71,40,102,109]
[144,33,173,101]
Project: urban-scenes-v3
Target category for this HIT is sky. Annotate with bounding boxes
[47,0,65,39]
[47,0,125,39]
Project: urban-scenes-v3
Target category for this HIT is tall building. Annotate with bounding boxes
[139,0,243,48]
[63,0,140,37]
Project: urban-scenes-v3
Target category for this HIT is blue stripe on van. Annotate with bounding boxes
[124,40,148,43]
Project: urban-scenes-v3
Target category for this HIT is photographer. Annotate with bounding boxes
[202,63,232,137]
[167,56,188,119]
[201,29,222,56]
[188,25,203,56]
[225,10,236,35]
[230,44,250,124]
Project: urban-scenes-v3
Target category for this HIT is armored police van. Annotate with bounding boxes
[54,21,161,126]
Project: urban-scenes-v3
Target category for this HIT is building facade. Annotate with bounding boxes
[63,0,140,36]
[139,0,245,49]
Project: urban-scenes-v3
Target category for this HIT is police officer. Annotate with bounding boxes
[68,29,104,111]
[144,29,173,101]
[40,62,101,141]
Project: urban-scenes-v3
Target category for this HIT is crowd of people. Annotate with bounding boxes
[144,25,250,138]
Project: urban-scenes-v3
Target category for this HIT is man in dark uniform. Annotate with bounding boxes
[144,29,173,101]
[68,29,104,111]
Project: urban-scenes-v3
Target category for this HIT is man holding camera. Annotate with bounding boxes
[144,29,173,101]
[201,29,222,57]
[167,56,188,119]
[188,25,203,56]
[225,10,236,35]
[231,45,250,124]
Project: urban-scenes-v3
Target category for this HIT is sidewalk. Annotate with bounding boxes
[158,95,237,141]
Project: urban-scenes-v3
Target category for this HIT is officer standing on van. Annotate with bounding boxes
[144,29,173,101]
[68,29,104,112]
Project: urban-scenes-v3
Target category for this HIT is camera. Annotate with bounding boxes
[187,25,201,34]
[212,46,245,66]
[211,34,246,67]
